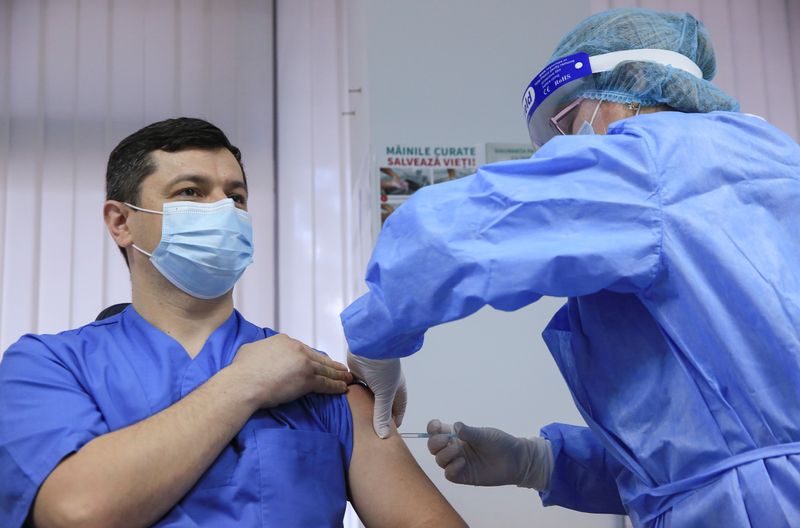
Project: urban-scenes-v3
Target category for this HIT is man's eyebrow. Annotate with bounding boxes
[224,180,248,193]
[166,174,210,188]
[165,174,247,193]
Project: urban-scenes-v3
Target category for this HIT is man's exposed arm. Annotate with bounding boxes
[346,385,467,527]
[31,335,351,528]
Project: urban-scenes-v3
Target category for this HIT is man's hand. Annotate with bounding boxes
[347,352,407,438]
[426,419,553,491]
[230,334,352,409]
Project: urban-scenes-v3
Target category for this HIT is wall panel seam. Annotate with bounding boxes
[32,1,46,331]
[0,0,12,346]
[68,0,81,327]
[271,0,280,328]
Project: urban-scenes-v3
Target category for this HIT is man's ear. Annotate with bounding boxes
[104,200,133,249]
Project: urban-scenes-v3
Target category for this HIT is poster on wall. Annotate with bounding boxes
[378,144,481,225]
[377,142,537,225]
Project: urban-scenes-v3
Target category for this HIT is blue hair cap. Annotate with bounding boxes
[550,8,739,113]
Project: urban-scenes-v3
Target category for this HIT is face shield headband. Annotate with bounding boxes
[522,49,703,148]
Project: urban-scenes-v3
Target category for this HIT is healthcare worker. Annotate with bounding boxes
[0,118,466,527]
[342,8,800,527]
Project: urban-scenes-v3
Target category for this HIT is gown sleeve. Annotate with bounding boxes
[341,128,664,358]
[0,334,109,527]
[540,423,626,514]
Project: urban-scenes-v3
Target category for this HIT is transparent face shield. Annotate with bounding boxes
[522,49,703,148]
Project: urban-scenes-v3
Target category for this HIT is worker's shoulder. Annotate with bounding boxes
[619,110,789,144]
[615,111,799,169]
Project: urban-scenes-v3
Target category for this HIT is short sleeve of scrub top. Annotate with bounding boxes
[0,334,109,527]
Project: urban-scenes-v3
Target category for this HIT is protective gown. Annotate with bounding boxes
[341,111,800,526]
[0,306,353,527]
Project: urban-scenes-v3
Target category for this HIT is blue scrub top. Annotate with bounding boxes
[341,111,800,526]
[0,306,353,527]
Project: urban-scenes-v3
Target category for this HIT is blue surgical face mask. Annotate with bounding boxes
[577,99,604,135]
[576,120,596,135]
[125,198,254,299]
[577,99,642,136]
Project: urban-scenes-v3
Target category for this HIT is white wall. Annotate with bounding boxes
[0,0,275,353]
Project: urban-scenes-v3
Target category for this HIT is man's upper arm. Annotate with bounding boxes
[346,385,466,528]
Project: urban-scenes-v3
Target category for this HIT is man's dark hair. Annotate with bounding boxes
[106,117,246,265]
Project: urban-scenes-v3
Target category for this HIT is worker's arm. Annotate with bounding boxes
[12,334,351,528]
[342,128,663,360]
[539,423,626,514]
[346,385,467,527]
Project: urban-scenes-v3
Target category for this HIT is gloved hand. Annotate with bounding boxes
[426,419,553,491]
[347,351,407,438]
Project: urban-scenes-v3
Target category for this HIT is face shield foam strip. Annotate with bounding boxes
[521,49,703,147]
[588,49,702,80]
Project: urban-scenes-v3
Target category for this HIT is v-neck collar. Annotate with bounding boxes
[121,305,239,360]
[121,305,245,397]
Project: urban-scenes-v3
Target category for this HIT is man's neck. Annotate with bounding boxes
[131,279,235,358]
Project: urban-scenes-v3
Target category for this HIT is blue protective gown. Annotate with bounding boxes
[0,306,353,527]
[341,111,800,527]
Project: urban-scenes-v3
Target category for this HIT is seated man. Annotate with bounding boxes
[0,118,466,528]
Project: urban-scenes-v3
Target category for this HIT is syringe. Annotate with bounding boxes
[400,432,457,439]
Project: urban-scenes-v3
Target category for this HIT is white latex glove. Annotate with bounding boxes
[426,419,553,491]
[347,351,407,438]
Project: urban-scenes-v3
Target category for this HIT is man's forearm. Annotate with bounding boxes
[32,365,259,528]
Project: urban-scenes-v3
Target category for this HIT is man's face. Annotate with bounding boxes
[128,148,248,257]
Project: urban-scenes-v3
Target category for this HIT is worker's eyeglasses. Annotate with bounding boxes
[550,98,585,136]
[550,98,642,136]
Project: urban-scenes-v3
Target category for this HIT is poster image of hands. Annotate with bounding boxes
[380,167,431,196]
[379,167,432,226]
[380,200,398,225]
[433,167,475,184]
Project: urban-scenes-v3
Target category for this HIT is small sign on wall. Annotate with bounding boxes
[485,142,536,163]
